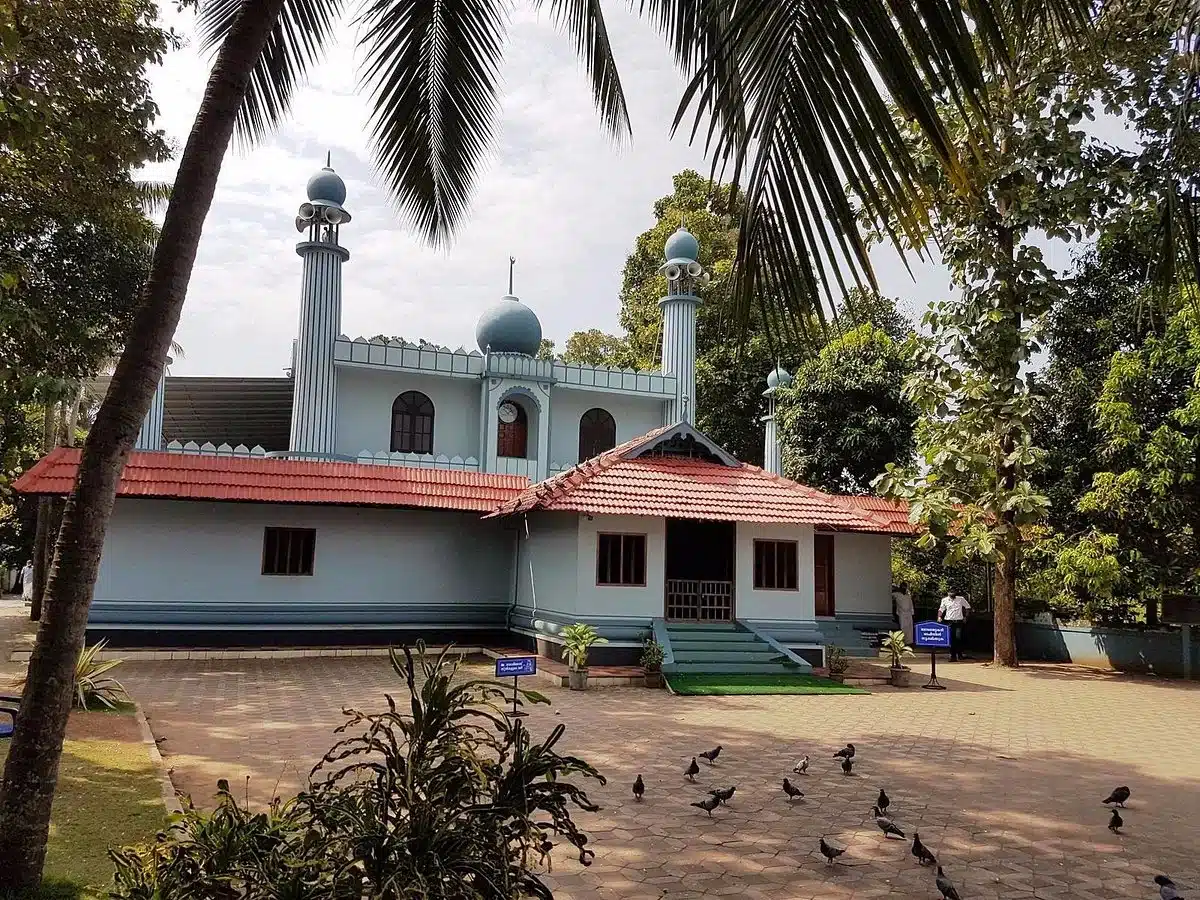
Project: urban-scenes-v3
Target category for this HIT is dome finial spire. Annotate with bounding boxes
[508,255,516,295]
[325,149,331,168]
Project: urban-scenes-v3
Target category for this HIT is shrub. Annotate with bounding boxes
[109,644,606,899]
[18,639,128,711]
[561,623,607,670]
[640,638,665,672]
[825,645,849,675]
[881,630,914,669]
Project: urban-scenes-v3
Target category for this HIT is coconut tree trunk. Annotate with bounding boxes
[0,0,288,886]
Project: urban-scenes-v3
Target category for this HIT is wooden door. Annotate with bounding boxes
[814,533,835,616]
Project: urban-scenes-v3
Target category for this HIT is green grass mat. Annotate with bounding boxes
[665,673,870,696]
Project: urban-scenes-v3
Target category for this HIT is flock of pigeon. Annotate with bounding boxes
[627,744,1184,899]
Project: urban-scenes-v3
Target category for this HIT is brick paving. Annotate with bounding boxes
[122,656,1200,900]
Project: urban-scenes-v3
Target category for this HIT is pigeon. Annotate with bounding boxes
[819,837,846,864]
[1108,808,1123,833]
[1155,876,1184,900]
[792,755,810,775]
[841,756,854,776]
[708,785,736,804]
[633,775,644,801]
[782,778,805,801]
[834,743,856,760]
[685,758,700,782]
[871,805,905,839]
[691,794,721,816]
[876,787,890,813]
[911,832,937,866]
[1102,785,1130,807]
[700,745,723,764]
[936,866,962,900]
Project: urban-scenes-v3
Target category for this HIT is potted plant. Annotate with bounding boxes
[825,645,849,682]
[640,637,665,689]
[882,630,915,686]
[561,623,607,691]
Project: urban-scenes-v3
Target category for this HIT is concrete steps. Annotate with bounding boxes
[662,621,806,675]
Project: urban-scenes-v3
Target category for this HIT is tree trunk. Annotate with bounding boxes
[29,403,58,621]
[993,530,1019,666]
[0,1,288,887]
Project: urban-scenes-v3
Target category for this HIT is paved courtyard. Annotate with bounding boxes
[122,656,1200,900]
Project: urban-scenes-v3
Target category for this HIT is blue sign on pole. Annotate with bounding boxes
[914,621,951,649]
[496,656,537,678]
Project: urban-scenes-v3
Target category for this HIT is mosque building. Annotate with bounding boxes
[15,161,911,670]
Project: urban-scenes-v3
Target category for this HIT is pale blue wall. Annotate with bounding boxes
[514,512,580,617]
[335,367,481,459]
[91,498,513,628]
[547,389,665,467]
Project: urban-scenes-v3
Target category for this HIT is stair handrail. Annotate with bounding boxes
[737,620,814,672]
[651,618,676,669]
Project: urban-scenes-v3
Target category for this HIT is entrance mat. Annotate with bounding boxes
[666,674,869,696]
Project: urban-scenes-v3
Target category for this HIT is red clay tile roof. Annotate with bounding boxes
[489,430,913,532]
[12,448,528,513]
[828,494,917,535]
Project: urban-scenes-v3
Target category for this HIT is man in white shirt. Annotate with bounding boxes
[937,592,971,661]
[891,582,914,644]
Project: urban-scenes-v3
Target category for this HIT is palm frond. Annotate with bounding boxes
[197,0,344,146]
[356,0,507,246]
[133,181,174,215]
[654,0,1094,338]
[533,0,631,139]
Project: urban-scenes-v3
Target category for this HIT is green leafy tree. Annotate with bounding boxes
[875,3,1175,665]
[777,324,917,493]
[562,329,635,368]
[0,0,1094,886]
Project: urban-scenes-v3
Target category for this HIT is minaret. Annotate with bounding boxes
[762,365,793,475]
[659,226,708,423]
[289,156,350,457]
[134,356,171,451]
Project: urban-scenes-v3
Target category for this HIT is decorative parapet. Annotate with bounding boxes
[493,457,541,479]
[355,451,480,471]
[548,461,573,477]
[332,335,676,397]
[165,441,268,457]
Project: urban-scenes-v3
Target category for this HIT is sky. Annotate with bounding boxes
[146,6,1075,378]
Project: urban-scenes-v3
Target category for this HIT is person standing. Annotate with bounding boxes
[20,560,34,604]
[892,582,914,644]
[937,590,971,661]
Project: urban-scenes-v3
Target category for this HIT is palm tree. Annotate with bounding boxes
[0,0,1094,887]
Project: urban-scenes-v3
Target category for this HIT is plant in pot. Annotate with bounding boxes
[882,630,915,686]
[825,645,849,682]
[640,637,665,689]
[562,623,607,691]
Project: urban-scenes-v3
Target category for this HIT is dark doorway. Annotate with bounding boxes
[664,518,736,621]
[814,533,835,616]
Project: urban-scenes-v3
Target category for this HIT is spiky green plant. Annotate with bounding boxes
[18,639,128,711]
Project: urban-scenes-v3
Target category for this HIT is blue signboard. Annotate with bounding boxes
[496,656,537,678]
[914,621,951,649]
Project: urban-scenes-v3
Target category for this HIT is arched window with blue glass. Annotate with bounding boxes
[578,407,616,461]
[391,391,434,454]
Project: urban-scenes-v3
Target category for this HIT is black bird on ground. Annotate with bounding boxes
[782,778,804,801]
[871,805,905,839]
[1155,876,1184,900]
[1103,785,1131,807]
[834,743,856,760]
[911,832,937,866]
[876,787,890,813]
[700,745,723,764]
[685,758,700,782]
[691,795,721,816]
[936,866,962,900]
[1108,808,1123,833]
[819,837,845,864]
[633,775,644,801]
[841,756,854,776]
[708,785,736,804]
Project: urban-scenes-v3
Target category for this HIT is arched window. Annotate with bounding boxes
[497,401,529,459]
[578,408,617,461]
[391,391,434,454]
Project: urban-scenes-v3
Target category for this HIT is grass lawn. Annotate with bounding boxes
[0,707,166,899]
[666,673,870,695]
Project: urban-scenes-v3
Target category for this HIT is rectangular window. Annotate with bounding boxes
[596,533,646,586]
[262,527,316,576]
[753,539,799,591]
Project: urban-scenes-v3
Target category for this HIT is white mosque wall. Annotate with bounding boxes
[547,390,666,468]
[514,512,581,618]
[575,514,667,619]
[831,532,894,616]
[335,366,481,460]
[89,499,513,630]
[734,522,816,622]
